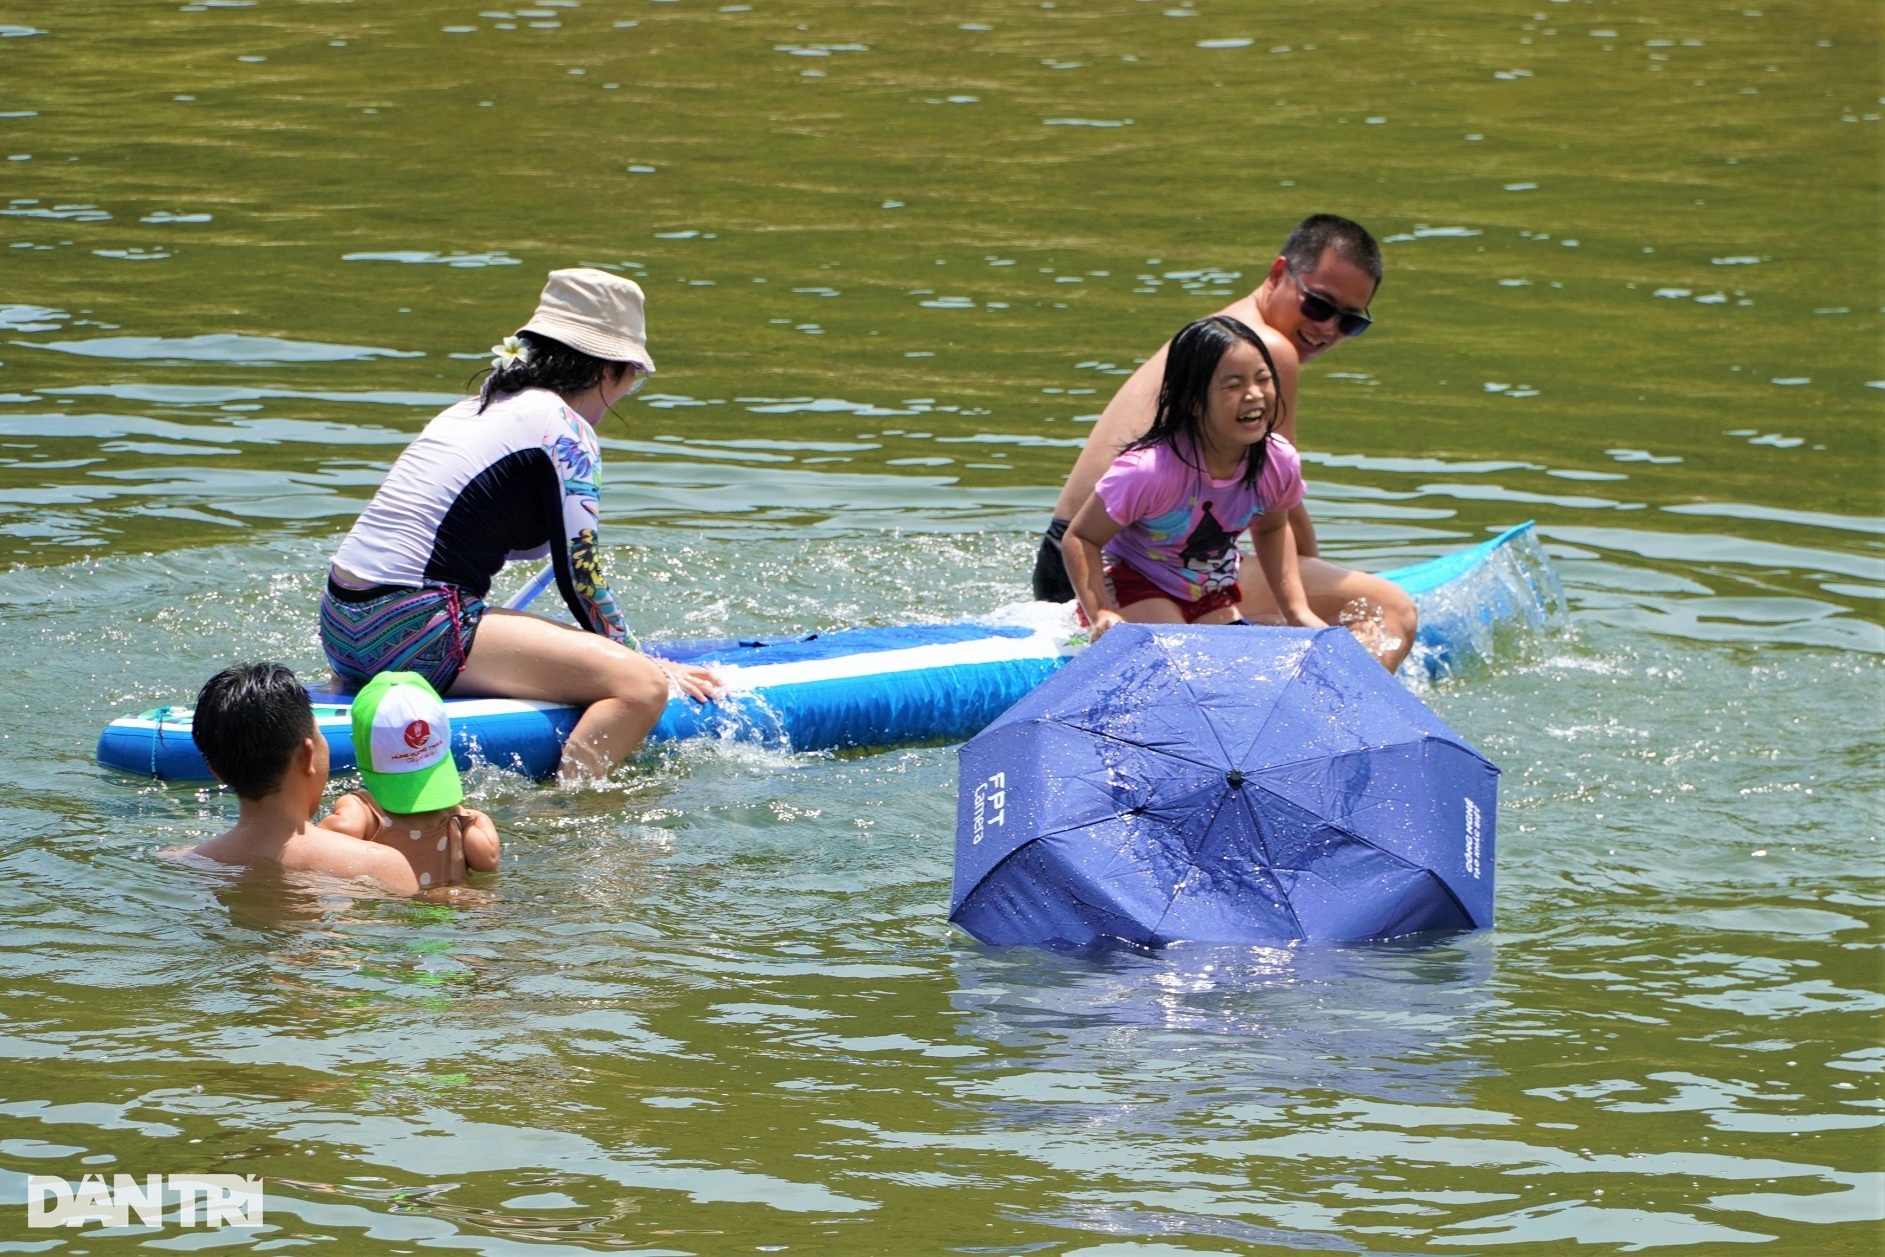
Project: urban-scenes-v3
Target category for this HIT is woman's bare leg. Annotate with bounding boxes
[1239,558,1417,671]
[449,609,670,781]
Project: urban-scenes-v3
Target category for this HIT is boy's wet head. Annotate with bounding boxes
[192,662,317,799]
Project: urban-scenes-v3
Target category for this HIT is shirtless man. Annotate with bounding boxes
[184,661,422,894]
[1031,213,1417,671]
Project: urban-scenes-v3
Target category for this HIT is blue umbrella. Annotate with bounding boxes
[951,624,1497,948]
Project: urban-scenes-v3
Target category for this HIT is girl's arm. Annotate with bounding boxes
[1286,508,1319,558]
[459,808,501,873]
[1065,495,1128,641]
[1252,508,1326,628]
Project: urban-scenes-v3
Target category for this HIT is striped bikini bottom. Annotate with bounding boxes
[319,580,486,694]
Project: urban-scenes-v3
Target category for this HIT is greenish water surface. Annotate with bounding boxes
[1,0,1880,1252]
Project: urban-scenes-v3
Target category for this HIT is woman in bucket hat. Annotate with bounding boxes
[321,268,720,782]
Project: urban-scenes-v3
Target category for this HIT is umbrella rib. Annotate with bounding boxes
[1159,633,1237,767]
[1416,867,1475,927]
[1250,772,1479,931]
[1225,646,1309,767]
[1144,786,1236,940]
[1253,734,1481,821]
[1254,785,1432,877]
[1246,736,1432,783]
[1143,787,1309,941]
[1239,786,1306,937]
[1055,722,1230,776]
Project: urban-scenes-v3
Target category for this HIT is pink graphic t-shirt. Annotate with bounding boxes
[1093,435,1305,604]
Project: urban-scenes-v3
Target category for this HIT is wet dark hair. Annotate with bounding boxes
[1281,213,1383,286]
[1125,316,1285,491]
[191,662,316,800]
[475,331,631,412]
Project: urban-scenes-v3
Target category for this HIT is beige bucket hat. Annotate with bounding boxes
[518,267,656,373]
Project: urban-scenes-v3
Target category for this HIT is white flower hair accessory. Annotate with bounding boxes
[489,335,530,372]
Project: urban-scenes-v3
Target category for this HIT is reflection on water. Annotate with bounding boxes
[951,939,1500,1109]
[0,0,1878,1250]
[17,333,426,362]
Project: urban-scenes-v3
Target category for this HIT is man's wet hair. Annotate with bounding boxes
[192,662,316,799]
[1281,214,1383,286]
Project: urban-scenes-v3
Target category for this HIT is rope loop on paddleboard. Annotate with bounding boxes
[150,706,174,779]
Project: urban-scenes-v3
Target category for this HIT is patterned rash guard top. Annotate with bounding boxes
[331,388,633,646]
[1093,434,1305,605]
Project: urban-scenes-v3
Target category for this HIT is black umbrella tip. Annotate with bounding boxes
[1225,769,1246,788]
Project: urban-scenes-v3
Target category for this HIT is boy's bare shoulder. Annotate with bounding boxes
[284,829,419,894]
[186,831,249,865]
[166,837,244,869]
[171,824,416,895]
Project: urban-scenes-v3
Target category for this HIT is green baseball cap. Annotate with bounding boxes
[349,672,463,814]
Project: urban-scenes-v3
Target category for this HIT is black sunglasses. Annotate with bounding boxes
[1287,264,1373,337]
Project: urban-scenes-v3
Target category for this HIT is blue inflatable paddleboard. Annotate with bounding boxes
[96,522,1558,782]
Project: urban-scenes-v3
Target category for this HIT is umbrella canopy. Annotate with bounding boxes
[951,624,1497,948]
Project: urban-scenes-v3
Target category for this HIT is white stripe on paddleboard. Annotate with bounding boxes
[429,696,568,717]
[713,631,1076,691]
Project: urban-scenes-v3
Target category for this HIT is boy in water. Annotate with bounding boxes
[189,662,422,892]
[317,671,499,890]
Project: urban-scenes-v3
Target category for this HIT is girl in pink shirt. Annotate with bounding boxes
[1063,315,1325,641]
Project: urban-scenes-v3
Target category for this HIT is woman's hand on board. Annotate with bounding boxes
[655,658,724,703]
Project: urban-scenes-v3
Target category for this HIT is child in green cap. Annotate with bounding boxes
[319,671,500,890]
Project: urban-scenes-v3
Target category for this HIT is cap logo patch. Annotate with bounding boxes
[362,682,453,778]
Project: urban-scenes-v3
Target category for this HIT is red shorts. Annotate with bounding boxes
[1100,561,1243,623]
